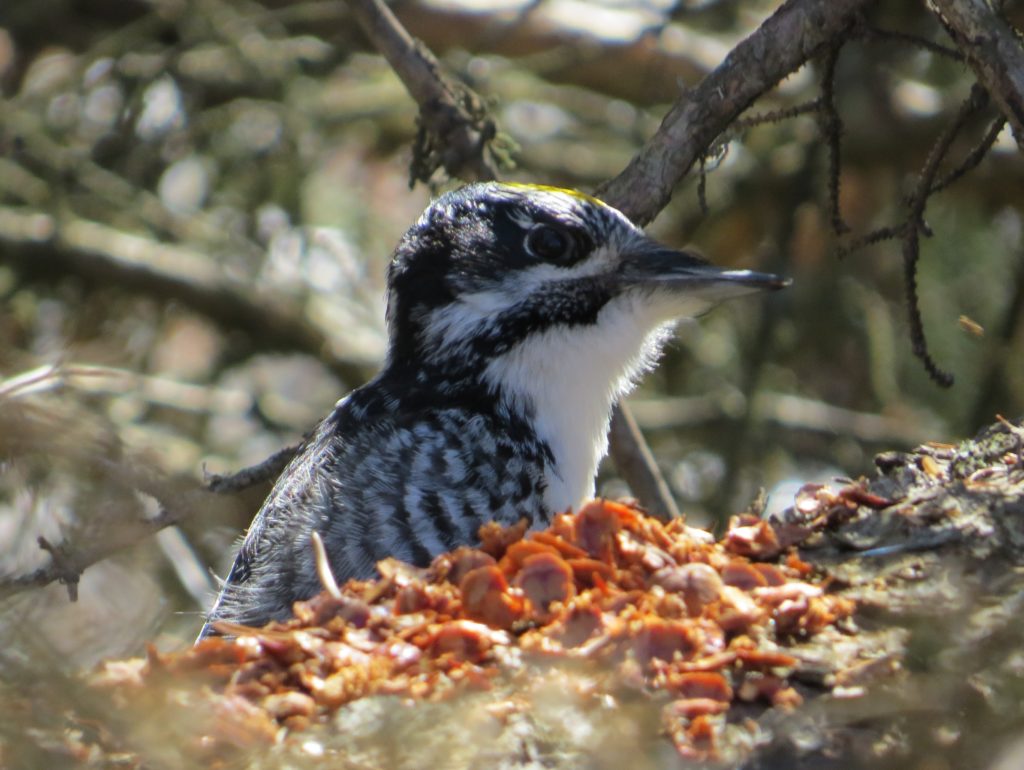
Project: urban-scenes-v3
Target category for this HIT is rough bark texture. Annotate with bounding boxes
[930,0,1024,148]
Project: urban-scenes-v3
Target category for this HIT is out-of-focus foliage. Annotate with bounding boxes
[0,0,1022,765]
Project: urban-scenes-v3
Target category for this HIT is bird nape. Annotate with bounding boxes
[198,182,788,639]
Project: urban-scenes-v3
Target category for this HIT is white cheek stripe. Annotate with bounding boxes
[420,244,628,353]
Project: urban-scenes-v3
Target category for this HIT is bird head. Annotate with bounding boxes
[382,182,789,511]
[384,182,788,376]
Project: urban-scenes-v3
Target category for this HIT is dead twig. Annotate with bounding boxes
[838,110,1002,259]
[345,0,499,183]
[930,115,1007,194]
[900,84,990,388]
[837,224,904,258]
[836,79,999,385]
[0,384,234,602]
[608,406,681,523]
[819,43,850,235]
[206,441,305,494]
[733,98,823,130]
[0,467,224,603]
[595,0,873,225]
[858,26,964,61]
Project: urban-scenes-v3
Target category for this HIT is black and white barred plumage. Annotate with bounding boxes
[200,182,786,636]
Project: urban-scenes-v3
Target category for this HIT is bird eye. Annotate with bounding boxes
[524,224,574,262]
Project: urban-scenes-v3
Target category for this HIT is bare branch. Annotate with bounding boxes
[596,0,873,225]
[345,0,498,183]
[0,465,222,603]
[837,224,904,258]
[0,374,237,602]
[930,115,1007,194]
[206,442,305,494]
[930,0,1024,148]
[608,406,681,523]
[733,98,823,130]
[859,25,964,61]
[900,84,990,388]
[819,43,850,235]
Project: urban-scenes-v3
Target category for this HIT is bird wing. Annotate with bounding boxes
[196,414,342,639]
[198,401,548,640]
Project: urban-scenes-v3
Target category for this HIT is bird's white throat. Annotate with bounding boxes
[483,296,677,514]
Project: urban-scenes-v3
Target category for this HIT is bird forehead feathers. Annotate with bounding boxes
[396,182,638,275]
[424,182,623,230]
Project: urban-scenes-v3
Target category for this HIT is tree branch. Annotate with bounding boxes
[930,0,1024,148]
[0,395,228,603]
[596,0,874,225]
[900,84,990,388]
[0,477,222,603]
[346,0,499,183]
[205,441,305,494]
[608,406,681,522]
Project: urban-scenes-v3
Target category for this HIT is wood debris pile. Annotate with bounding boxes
[93,498,861,763]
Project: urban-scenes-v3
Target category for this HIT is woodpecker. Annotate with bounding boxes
[199,182,787,637]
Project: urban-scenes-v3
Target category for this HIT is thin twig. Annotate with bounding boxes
[901,226,953,387]
[836,224,904,258]
[859,26,964,61]
[156,527,217,608]
[733,98,823,130]
[0,393,235,601]
[608,406,681,522]
[0,474,223,602]
[900,84,990,388]
[206,441,305,494]
[838,81,997,386]
[930,116,1007,194]
[819,43,849,235]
